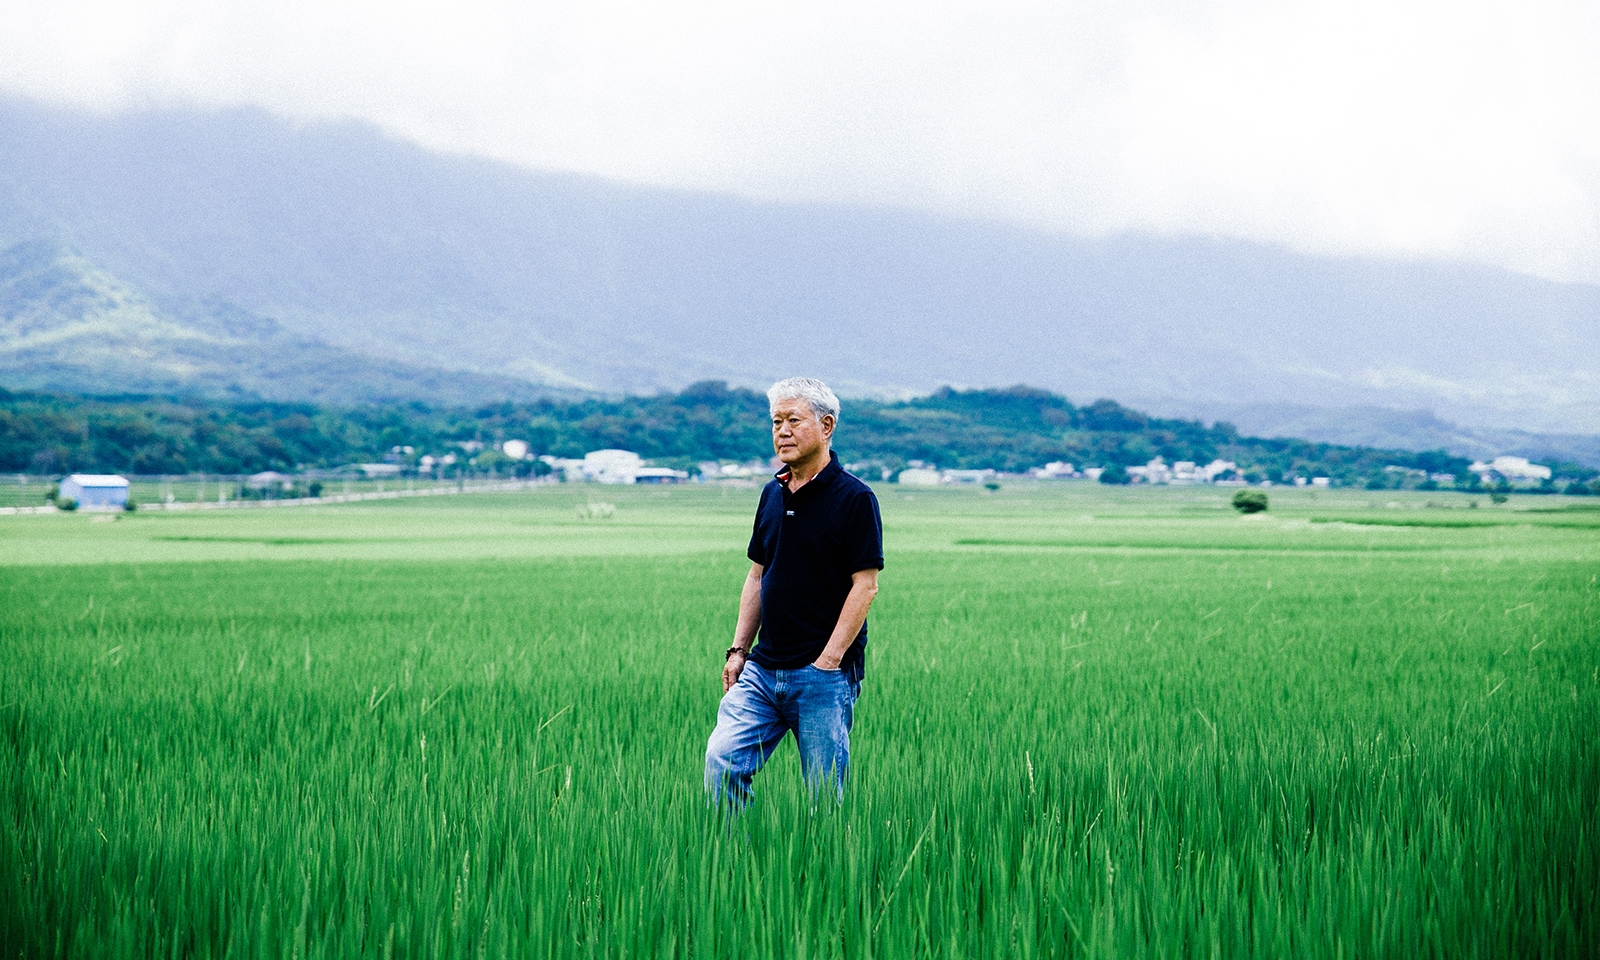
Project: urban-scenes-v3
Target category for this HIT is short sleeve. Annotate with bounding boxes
[747,485,771,565]
[844,488,884,572]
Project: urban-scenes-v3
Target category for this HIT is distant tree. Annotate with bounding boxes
[473,449,517,473]
[1232,490,1269,513]
[1098,464,1130,485]
[1,383,1547,485]
[1081,399,1148,432]
[1411,449,1468,474]
[1563,480,1594,496]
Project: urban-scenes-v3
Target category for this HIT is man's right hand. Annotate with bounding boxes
[722,650,748,692]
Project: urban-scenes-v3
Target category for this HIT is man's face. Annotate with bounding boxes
[771,400,834,467]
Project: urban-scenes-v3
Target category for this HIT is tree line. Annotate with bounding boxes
[2,382,1594,491]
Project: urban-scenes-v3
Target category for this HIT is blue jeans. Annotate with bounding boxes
[704,660,861,807]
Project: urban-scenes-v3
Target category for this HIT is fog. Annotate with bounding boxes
[3,0,1597,283]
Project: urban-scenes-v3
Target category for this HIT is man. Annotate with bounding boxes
[704,377,883,806]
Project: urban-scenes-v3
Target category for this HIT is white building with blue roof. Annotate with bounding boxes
[60,474,130,509]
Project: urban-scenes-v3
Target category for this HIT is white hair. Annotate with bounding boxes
[767,377,840,423]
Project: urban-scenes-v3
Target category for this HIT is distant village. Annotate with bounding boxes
[849,453,1552,491]
[377,444,1564,491]
[29,445,1568,515]
[9,383,1595,513]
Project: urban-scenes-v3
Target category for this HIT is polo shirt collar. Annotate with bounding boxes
[774,451,841,490]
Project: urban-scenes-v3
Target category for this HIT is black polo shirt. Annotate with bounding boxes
[747,451,884,673]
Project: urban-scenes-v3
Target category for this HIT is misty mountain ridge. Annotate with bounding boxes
[1,239,1594,467]
[0,96,1596,443]
[1175,402,1600,471]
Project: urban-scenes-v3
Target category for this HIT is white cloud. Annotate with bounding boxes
[2,0,1596,281]
[1106,1,1600,278]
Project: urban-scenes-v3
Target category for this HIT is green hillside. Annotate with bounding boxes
[9,381,1594,492]
[0,241,553,407]
[1,239,1592,486]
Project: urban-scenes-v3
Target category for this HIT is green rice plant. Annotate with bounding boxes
[1,484,1595,957]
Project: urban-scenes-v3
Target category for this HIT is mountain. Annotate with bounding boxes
[1,97,1597,434]
[1171,402,1600,470]
[0,241,551,405]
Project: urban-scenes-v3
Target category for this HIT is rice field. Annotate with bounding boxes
[2,483,1596,958]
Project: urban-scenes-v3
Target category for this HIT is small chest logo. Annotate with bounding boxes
[785,510,795,516]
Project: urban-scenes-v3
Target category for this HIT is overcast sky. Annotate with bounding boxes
[2,0,1596,283]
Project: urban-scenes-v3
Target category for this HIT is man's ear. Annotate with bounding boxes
[821,414,836,439]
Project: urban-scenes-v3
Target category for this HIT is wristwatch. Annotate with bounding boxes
[724,646,748,660]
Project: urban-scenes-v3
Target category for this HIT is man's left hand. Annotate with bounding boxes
[812,652,843,671]
[723,651,748,692]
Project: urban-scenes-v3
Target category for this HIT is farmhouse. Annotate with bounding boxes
[1127,458,1172,484]
[60,474,129,509]
[1128,458,1241,484]
[1469,456,1552,485]
[634,467,690,484]
[897,468,943,487]
[942,469,995,485]
[583,449,644,484]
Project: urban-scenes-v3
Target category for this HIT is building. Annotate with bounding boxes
[1031,462,1076,479]
[60,474,129,509]
[897,468,943,487]
[700,461,763,480]
[634,467,689,484]
[1469,456,1552,485]
[583,449,644,484]
[942,469,995,485]
[1125,458,1240,484]
[1127,458,1172,484]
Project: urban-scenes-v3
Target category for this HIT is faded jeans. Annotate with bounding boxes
[704,660,861,807]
